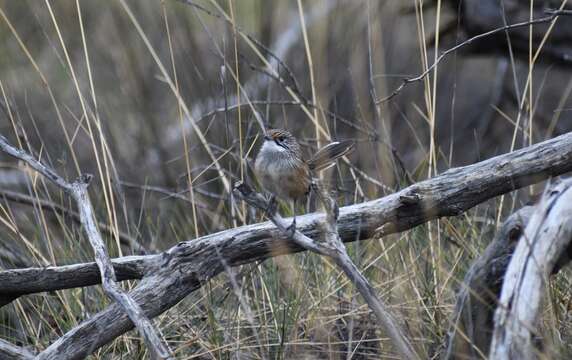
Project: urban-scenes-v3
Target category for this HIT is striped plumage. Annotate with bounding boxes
[254,129,354,204]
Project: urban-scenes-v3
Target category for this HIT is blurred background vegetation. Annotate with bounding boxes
[1,0,572,358]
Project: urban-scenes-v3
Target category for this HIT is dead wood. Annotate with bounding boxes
[445,180,572,360]
[0,338,34,360]
[0,135,173,360]
[1,132,572,359]
[444,206,534,359]
[490,179,572,360]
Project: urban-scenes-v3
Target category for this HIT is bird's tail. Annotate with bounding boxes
[308,140,354,172]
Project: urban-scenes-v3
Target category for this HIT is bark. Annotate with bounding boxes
[0,255,156,307]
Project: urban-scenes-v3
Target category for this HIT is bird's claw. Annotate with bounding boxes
[265,195,277,216]
[286,217,296,238]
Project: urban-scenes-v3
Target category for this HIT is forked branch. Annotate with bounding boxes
[0,135,173,360]
[233,181,420,360]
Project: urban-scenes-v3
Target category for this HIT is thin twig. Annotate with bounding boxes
[234,181,420,360]
[0,135,173,360]
[0,188,144,253]
[376,10,572,104]
[119,180,220,204]
[177,0,305,100]
[195,99,376,137]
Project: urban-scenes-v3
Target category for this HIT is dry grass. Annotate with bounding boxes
[0,0,572,358]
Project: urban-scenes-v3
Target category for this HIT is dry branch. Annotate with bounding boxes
[0,338,34,360]
[444,206,534,359]
[490,179,572,360]
[234,181,420,360]
[0,135,173,360]
[0,255,157,307]
[444,190,572,360]
[2,132,572,359]
[377,9,572,104]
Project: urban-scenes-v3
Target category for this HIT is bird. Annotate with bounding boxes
[254,128,354,231]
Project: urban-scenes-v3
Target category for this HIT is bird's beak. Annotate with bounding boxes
[263,135,272,141]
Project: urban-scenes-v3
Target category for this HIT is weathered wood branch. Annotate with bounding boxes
[444,206,534,359]
[3,132,572,359]
[0,135,174,360]
[444,193,572,359]
[490,179,572,360]
[0,255,158,307]
[0,338,34,360]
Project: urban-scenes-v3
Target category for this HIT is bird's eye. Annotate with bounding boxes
[276,136,284,142]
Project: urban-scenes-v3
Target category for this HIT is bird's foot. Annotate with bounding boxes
[265,195,277,216]
[286,217,297,238]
